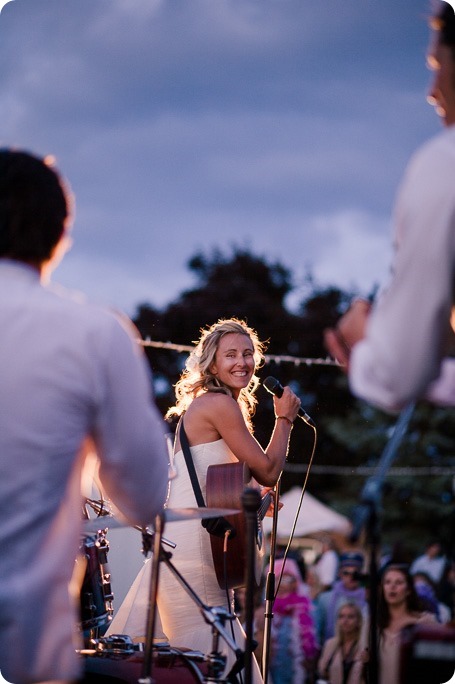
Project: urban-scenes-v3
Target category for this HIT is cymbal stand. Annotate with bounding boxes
[204,606,233,682]
[139,512,165,684]
[139,513,243,684]
[161,552,243,683]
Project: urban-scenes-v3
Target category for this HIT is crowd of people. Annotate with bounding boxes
[243,540,455,684]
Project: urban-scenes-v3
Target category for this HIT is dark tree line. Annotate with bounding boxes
[133,247,455,557]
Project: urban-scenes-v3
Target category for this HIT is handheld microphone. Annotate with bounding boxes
[263,376,316,428]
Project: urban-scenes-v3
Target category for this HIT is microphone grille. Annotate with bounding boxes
[263,376,280,395]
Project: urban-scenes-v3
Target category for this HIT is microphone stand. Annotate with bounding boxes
[261,478,281,684]
[350,402,415,684]
[242,488,262,684]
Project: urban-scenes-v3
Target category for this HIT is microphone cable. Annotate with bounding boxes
[274,423,317,599]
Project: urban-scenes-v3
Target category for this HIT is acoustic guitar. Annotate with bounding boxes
[206,461,272,590]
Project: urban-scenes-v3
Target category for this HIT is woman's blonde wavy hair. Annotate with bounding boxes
[165,318,266,431]
[334,601,363,644]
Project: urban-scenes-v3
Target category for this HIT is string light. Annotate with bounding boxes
[284,464,455,476]
[138,338,455,478]
[138,338,341,368]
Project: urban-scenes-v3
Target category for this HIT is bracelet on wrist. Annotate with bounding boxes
[276,415,293,426]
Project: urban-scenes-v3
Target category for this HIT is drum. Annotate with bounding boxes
[79,531,114,637]
[80,641,208,683]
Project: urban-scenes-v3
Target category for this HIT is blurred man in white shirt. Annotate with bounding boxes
[0,149,170,684]
[324,2,455,413]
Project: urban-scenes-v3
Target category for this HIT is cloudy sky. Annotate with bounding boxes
[0,0,442,318]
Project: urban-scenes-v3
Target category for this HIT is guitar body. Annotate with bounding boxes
[206,461,267,590]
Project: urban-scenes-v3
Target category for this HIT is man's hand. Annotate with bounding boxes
[324,298,372,370]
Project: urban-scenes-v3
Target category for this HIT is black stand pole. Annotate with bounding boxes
[261,480,280,684]
[139,512,165,684]
[242,487,262,684]
[350,402,415,684]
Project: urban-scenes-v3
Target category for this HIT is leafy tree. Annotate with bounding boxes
[316,394,455,556]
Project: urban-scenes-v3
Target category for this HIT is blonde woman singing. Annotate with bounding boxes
[111,318,301,682]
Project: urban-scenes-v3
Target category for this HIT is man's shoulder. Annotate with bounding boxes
[398,127,455,205]
[49,282,124,319]
[318,589,333,607]
[411,553,425,562]
[47,282,138,341]
[409,126,455,171]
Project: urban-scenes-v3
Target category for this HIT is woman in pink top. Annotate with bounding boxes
[270,557,318,683]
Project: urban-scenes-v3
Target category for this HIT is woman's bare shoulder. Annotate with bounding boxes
[182,392,241,444]
[189,391,239,413]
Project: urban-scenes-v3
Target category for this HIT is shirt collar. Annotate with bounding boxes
[0,258,41,283]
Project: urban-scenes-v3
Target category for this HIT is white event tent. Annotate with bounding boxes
[262,486,352,538]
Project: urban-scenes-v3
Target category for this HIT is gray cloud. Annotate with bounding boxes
[0,0,439,316]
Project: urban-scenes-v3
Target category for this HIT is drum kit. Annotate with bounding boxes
[77,498,251,684]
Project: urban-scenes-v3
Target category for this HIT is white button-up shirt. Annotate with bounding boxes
[0,260,169,684]
[350,126,455,411]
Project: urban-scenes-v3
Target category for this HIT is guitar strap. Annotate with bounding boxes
[178,417,236,539]
[178,417,206,508]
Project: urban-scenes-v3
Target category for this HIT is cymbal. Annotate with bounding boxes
[82,507,239,534]
[83,515,124,533]
[164,507,239,523]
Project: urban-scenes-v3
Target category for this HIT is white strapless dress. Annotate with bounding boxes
[108,439,263,682]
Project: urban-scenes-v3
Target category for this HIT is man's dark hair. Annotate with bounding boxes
[0,149,71,262]
[433,2,455,55]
